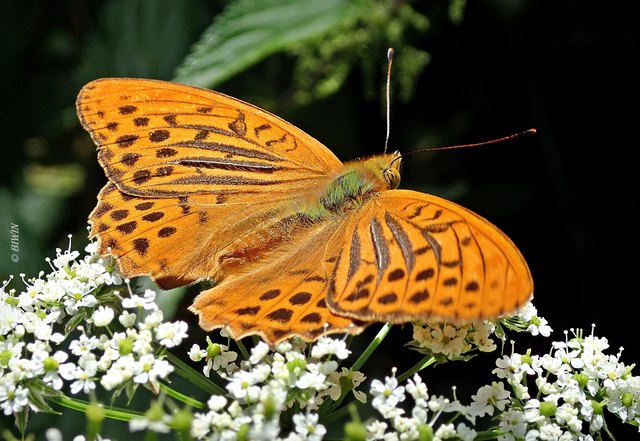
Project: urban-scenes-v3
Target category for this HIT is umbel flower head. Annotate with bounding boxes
[1,239,639,440]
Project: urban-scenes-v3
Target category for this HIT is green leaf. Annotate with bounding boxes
[173,0,363,87]
[64,311,88,335]
[14,408,29,437]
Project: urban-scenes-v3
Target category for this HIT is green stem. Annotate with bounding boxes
[602,417,617,441]
[159,383,206,410]
[166,352,225,395]
[397,354,436,383]
[324,399,360,425]
[236,338,251,360]
[49,395,143,421]
[350,322,392,371]
[322,324,393,416]
[473,429,503,440]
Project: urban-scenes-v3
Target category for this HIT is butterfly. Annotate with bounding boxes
[77,78,533,344]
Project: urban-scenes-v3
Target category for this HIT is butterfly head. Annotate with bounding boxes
[383,151,402,190]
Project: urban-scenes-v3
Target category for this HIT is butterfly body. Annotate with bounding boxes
[78,78,533,344]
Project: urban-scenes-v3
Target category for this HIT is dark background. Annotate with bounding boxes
[1,0,638,438]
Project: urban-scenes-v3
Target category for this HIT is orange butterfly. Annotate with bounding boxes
[77,78,533,344]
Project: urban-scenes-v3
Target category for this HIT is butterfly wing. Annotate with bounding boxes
[190,221,367,343]
[78,78,343,287]
[77,78,342,201]
[325,190,533,322]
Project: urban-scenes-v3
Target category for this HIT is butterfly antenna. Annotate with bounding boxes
[384,48,394,154]
[403,129,537,159]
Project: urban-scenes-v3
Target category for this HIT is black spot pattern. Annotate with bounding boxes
[267,308,293,323]
[132,237,149,255]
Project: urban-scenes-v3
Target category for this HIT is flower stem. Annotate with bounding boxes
[350,322,392,371]
[236,338,251,360]
[397,354,437,382]
[324,399,360,425]
[159,383,206,410]
[473,430,503,440]
[49,395,143,421]
[166,351,225,395]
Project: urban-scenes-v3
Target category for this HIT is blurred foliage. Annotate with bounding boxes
[174,0,364,88]
[76,0,212,82]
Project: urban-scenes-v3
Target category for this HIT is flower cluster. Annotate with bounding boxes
[409,302,552,362]
[365,326,640,440]
[488,328,640,439]
[366,369,477,440]
[0,240,186,417]
[187,335,366,440]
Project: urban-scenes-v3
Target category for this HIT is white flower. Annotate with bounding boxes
[434,422,456,438]
[498,408,527,439]
[67,333,99,357]
[202,343,237,377]
[310,336,350,360]
[469,381,511,418]
[155,321,188,348]
[45,428,63,441]
[536,422,564,440]
[555,402,581,432]
[517,302,553,337]
[493,352,537,383]
[367,420,389,439]
[100,356,135,390]
[296,363,327,390]
[63,288,98,315]
[249,341,270,364]
[122,289,157,310]
[292,413,326,441]
[92,306,115,327]
[60,357,98,394]
[430,323,468,357]
[42,351,69,390]
[0,381,30,415]
[191,412,213,439]
[118,310,137,328]
[227,370,262,402]
[189,344,207,362]
[51,248,80,269]
[139,310,164,330]
[406,374,428,402]
[319,368,367,403]
[540,353,564,375]
[456,422,478,441]
[468,321,498,352]
[131,329,154,355]
[371,370,405,409]
[580,399,604,432]
[129,412,171,434]
[207,395,228,411]
[523,399,547,425]
[132,354,173,386]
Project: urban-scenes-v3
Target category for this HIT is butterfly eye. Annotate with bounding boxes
[383,167,401,189]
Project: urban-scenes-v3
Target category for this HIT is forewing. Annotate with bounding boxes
[77,78,342,205]
[79,78,344,287]
[326,190,533,322]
